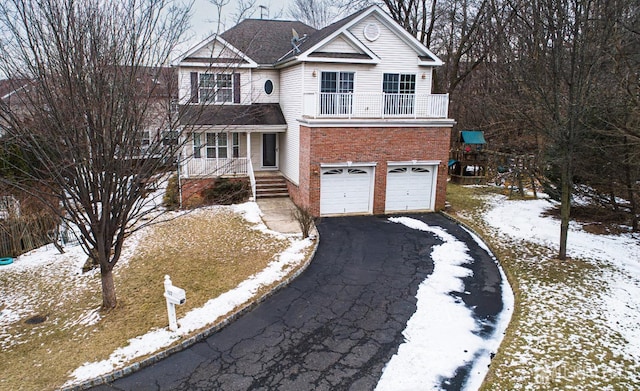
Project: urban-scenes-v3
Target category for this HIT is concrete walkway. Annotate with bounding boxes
[256,197,301,234]
[91,214,504,391]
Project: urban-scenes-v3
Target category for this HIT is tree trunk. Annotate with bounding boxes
[624,140,639,231]
[559,160,572,260]
[101,267,117,309]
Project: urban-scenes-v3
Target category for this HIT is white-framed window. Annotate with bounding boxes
[206,132,228,158]
[320,71,354,115]
[383,73,416,115]
[137,130,150,153]
[199,73,233,103]
[232,132,240,158]
[193,133,202,158]
[162,130,179,146]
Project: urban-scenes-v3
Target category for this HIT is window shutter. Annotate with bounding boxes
[233,73,241,103]
[190,72,199,103]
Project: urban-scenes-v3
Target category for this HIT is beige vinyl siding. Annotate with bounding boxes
[302,14,436,96]
[347,15,434,93]
[317,36,361,54]
[251,69,280,104]
[278,64,304,184]
[190,42,239,60]
[302,62,432,97]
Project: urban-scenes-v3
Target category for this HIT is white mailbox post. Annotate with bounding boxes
[164,275,186,332]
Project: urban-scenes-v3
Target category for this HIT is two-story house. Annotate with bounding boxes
[175,5,455,216]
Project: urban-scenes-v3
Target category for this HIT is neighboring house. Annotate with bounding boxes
[0,68,177,158]
[0,79,31,137]
[175,5,455,216]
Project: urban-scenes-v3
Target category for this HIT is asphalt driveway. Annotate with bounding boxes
[91,214,503,391]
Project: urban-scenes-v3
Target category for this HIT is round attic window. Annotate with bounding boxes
[264,80,274,95]
[364,22,380,41]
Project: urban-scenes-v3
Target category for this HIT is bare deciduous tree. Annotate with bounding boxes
[288,0,340,29]
[488,0,632,257]
[0,0,191,309]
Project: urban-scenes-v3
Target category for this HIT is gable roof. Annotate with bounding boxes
[176,5,442,68]
[276,5,442,67]
[172,34,259,68]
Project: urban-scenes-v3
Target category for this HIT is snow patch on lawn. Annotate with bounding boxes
[376,217,513,391]
[484,195,640,362]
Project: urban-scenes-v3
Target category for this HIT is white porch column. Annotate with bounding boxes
[247,132,252,162]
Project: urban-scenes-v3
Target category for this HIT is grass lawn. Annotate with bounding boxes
[446,183,640,390]
[0,206,314,391]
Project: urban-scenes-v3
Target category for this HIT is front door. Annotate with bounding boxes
[262,133,277,168]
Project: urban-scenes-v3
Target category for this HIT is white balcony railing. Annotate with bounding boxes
[182,157,248,178]
[302,92,449,119]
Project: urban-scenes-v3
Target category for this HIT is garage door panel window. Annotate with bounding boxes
[389,167,407,174]
[323,168,344,175]
[412,167,430,173]
[347,168,367,174]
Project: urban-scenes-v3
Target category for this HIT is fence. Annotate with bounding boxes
[0,210,85,257]
[0,213,58,258]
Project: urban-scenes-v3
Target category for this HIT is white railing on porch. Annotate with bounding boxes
[302,92,449,119]
[247,157,256,200]
[182,157,248,178]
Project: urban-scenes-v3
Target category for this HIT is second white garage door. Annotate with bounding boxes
[320,166,374,215]
[385,165,436,212]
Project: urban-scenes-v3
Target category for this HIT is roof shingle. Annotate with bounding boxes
[180,103,286,126]
[220,20,317,65]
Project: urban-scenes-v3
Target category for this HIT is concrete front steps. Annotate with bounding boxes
[255,174,289,198]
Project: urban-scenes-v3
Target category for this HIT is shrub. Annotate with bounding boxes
[292,205,316,239]
[163,175,180,210]
[201,178,250,205]
[182,193,204,209]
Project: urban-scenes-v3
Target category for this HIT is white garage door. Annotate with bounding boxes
[320,167,373,215]
[385,165,436,212]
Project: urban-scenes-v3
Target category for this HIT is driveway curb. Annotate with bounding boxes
[63,233,320,391]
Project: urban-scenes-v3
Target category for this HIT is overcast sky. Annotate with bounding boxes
[188,0,291,42]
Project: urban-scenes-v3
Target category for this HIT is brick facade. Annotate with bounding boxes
[288,124,452,216]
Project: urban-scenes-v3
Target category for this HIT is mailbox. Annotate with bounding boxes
[164,285,186,305]
[164,275,186,332]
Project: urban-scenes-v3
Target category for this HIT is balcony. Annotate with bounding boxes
[302,92,449,119]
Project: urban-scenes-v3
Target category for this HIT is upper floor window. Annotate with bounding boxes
[383,73,416,115]
[320,71,354,115]
[321,71,354,94]
[383,73,416,94]
[199,73,233,103]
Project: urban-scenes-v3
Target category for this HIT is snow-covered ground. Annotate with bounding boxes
[484,195,640,362]
[376,217,513,391]
[483,194,640,388]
